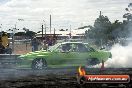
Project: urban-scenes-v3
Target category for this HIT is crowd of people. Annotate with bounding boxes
[31,36,57,52]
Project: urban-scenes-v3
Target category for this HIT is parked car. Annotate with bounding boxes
[18,42,112,69]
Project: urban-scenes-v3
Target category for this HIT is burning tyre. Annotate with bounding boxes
[31,58,47,70]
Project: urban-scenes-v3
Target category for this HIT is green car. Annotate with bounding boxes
[19,42,112,69]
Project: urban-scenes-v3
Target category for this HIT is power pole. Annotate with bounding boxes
[50,15,51,34]
[100,11,102,16]
[45,24,46,40]
[70,25,71,38]
[70,25,71,33]
[12,24,16,53]
[0,24,2,32]
[54,28,55,38]
[42,25,44,39]
[54,28,55,35]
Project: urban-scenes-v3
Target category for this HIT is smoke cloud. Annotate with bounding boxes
[105,43,132,68]
[94,43,132,68]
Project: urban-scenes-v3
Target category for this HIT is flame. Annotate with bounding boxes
[78,66,86,76]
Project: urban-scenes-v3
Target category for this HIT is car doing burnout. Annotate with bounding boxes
[18,42,112,69]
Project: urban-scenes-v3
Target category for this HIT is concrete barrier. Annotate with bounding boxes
[0,54,21,68]
[0,54,20,59]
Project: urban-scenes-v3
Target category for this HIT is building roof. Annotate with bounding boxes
[36,29,87,37]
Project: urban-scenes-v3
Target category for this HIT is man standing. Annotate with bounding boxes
[31,36,39,52]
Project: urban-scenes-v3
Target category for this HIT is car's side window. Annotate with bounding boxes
[54,43,89,52]
[77,44,88,52]
[55,44,72,52]
[54,45,62,52]
[71,43,88,52]
[65,44,72,52]
[89,47,95,52]
[71,44,78,52]
[85,45,95,52]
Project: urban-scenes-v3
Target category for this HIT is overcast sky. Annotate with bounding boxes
[0,0,131,32]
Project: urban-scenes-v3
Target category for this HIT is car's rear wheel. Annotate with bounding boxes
[87,58,100,66]
[31,58,47,70]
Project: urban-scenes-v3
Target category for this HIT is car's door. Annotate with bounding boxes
[66,43,91,66]
[49,43,73,65]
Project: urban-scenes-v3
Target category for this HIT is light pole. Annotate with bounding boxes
[50,15,51,34]
[0,24,2,32]
[44,23,47,40]
[0,24,2,36]
[42,20,47,40]
[8,24,19,53]
[69,25,71,38]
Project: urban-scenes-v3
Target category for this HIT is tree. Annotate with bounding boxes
[85,14,112,46]
[15,32,25,36]
[123,3,132,21]
[122,3,132,38]
[25,31,36,39]
[22,27,36,39]
[85,3,132,47]
[15,28,36,39]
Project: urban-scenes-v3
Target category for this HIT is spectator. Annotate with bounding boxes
[41,40,48,50]
[4,44,12,54]
[31,36,39,52]
[52,38,56,45]
[1,32,9,48]
[48,37,53,46]
[0,38,5,54]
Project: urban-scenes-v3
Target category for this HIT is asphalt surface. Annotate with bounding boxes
[0,67,132,79]
[0,67,132,88]
[0,54,132,88]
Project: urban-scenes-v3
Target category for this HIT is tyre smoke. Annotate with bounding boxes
[105,43,132,68]
[93,43,132,68]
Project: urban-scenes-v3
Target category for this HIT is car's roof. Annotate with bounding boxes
[48,42,87,51]
[61,42,84,44]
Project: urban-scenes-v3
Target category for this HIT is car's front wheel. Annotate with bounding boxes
[31,58,47,70]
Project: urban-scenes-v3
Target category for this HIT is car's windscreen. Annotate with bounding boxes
[48,43,61,52]
[53,43,89,52]
[84,44,95,52]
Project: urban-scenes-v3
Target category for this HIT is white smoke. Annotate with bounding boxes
[93,43,132,68]
[105,43,132,68]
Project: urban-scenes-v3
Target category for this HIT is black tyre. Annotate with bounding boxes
[87,58,100,66]
[31,58,47,70]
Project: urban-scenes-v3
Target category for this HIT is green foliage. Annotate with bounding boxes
[85,15,112,46]
[85,14,130,46]
[15,32,25,36]
[25,31,36,38]
[15,31,36,39]
[85,3,132,47]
